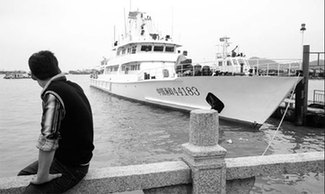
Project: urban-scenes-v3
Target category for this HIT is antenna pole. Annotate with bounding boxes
[123,8,127,37]
[171,7,174,38]
[114,25,116,43]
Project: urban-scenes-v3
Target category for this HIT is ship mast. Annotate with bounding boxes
[219,36,230,59]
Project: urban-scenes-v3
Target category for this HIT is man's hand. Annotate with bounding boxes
[31,173,62,184]
[32,149,60,184]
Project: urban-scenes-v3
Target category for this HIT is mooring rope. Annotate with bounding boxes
[261,74,301,156]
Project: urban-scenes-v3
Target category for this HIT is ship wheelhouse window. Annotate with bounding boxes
[131,46,137,54]
[232,59,238,66]
[141,45,152,52]
[122,48,126,54]
[122,63,140,71]
[165,46,175,52]
[218,61,223,66]
[105,66,110,73]
[106,65,119,72]
[227,60,232,66]
[238,59,245,66]
[130,63,140,70]
[153,45,164,52]
[113,65,119,71]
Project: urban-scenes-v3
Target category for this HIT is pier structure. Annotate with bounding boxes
[294,45,324,126]
[295,45,310,126]
[0,110,324,194]
[271,45,324,127]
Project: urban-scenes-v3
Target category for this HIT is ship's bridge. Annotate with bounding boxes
[108,41,182,66]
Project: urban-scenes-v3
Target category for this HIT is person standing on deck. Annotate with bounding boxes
[175,50,189,75]
[18,50,94,193]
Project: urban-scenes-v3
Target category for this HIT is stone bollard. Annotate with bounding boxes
[182,109,227,194]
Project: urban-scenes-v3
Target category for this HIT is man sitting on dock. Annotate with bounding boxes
[18,50,94,193]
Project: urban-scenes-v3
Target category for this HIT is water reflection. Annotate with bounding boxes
[261,118,325,155]
[252,172,324,193]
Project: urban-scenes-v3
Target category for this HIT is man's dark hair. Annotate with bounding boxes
[29,50,61,80]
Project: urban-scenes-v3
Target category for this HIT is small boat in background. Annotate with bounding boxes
[3,72,31,79]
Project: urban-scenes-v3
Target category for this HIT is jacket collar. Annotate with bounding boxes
[41,73,67,97]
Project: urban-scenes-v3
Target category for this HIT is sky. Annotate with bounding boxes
[0,0,324,72]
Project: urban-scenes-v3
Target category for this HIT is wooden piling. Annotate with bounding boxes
[295,45,310,125]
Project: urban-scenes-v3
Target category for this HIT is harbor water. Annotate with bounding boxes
[0,75,324,193]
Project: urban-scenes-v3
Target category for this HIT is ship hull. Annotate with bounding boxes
[90,76,301,125]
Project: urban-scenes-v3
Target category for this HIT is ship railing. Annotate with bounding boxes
[137,62,215,79]
[136,56,323,78]
[176,61,218,77]
[248,51,325,77]
[308,51,325,78]
[248,59,302,76]
[137,67,176,81]
[176,59,304,77]
[313,90,325,105]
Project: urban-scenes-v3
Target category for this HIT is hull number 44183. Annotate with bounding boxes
[156,87,200,96]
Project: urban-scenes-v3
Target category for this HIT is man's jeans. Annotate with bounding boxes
[18,159,89,193]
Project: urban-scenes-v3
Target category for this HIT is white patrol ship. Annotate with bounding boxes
[90,10,301,126]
